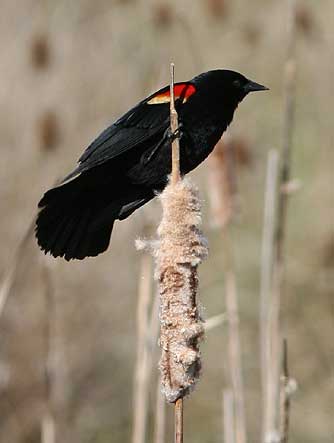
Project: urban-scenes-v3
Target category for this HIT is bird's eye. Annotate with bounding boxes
[233,79,241,88]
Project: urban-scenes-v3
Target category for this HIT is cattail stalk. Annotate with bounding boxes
[132,252,153,443]
[260,150,280,443]
[223,389,236,443]
[0,222,35,318]
[207,142,247,443]
[41,260,57,443]
[175,398,183,443]
[153,63,208,443]
[262,1,298,441]
[279,340,291,443]
[153,377,166,443]
[224,246,247,443]
[169,63,181,186]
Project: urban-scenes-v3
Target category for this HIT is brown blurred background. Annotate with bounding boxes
[0,1,333,442]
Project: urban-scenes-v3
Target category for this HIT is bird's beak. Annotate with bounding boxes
[244,80,269,93]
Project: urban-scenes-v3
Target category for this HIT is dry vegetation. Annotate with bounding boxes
[0,1,333,442]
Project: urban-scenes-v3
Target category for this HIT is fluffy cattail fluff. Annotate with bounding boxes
[153,178,208,403]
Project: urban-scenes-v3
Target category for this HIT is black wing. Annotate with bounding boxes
[74,82,195,173]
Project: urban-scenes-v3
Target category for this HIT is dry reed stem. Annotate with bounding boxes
[41,261,57,443]
[154,377,166,443]
[132,252,153,443]
[175,398,183,443]
[223,389,236,443]
[0,222,35,318]
[223,238,247,443]
[262,1,297,441]
[169,63,181,185]
[275,0,297,265]
[41,411,56,443]
[207,141,247,443]
[260,150,280,443]
[279,340,291,443]
[0,222,61,443]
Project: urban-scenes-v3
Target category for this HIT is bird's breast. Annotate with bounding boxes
[179,121,226,175]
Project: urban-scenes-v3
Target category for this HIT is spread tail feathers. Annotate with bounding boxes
[35,178,154,260]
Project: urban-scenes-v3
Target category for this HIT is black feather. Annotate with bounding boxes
[35,69,268,260]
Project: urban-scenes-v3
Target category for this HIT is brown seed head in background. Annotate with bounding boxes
[30,33,51,70]
[37,111,60,152]
[241,22,262,47]
[295,3,316,37]
[206,0,229,20]
[321,234,334,269]
[152,3,174,28]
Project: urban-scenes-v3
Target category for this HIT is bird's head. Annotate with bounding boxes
[192,69,269,109]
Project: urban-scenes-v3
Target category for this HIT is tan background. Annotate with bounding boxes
[0,1,333,442]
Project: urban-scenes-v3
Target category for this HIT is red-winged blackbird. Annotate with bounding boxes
[36,70,268,260]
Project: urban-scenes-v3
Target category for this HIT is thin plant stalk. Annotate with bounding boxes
[175,398,183,443]
[275,0,297,264]
[132,252,153,443]
[169,61,184,443]
[155,62,207,443]
[271,0,297,362]
[169,63,181,186]
[273,0,297,333]
[279,340,291,443]
[41,262,56,443]
[261,1,297,441]
[41,411,56,443]
[260,150,279,442]
[223,234,247,443]
[153,378,166,443]
[223,389,236,443]
[0,222,35,318]
[207,142,247,443]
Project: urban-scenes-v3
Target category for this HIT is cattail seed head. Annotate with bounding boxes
[153,178,208,403]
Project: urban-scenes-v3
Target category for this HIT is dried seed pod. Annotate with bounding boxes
[30,33,51,70]
[152,3,174,28]
[154,179,208,403]
[295,4,316,37]
[241,22,262,47]
[37,111,60,152]
[206,0,229,20]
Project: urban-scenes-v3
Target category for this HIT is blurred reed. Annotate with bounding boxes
[261,1,298,441]
[132,224,161,443]
[41,261,56,443]
[279,340,297,443]
[223,389,235,443]
[207,140,247,443]
[260,149,280,443]
[0,222,35,318]
[30,32,51,71]
[153,377,166,443]
[37,111,60,152]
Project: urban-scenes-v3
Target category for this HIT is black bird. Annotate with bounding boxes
[36,70,268,260]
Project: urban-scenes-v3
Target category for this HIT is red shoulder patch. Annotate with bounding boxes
[147,83,196,105]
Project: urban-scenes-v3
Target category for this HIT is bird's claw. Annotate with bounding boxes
[166,123,184,142]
